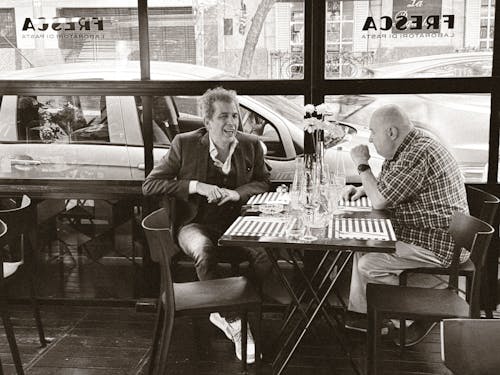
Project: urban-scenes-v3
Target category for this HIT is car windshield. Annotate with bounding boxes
[252,95,303,125]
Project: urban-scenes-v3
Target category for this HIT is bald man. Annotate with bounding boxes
[343,104,468,346]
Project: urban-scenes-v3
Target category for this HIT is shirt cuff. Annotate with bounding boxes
[189,180,198,194]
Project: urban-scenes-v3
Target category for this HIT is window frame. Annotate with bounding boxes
[0,0,498,188]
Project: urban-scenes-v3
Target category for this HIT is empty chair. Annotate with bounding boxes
[366,212,494,375]
[0,195,48,375]
[441,319,500,375]
[398,186,499,318]
[142,208,262,375]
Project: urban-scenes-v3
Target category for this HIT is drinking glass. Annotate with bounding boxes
[328,174,346,215]
[285,212,306,239]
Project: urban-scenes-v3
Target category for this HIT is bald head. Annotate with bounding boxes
[368,104,413,159]
[370,104,413,133]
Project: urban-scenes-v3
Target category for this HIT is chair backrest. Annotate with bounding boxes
[0,220,7,239]
[466,186,500,224]
[142,208,176,314]
[441,319,500,375]
[448,212,494,317]
[0,195,32,259]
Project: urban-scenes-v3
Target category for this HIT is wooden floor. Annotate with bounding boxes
[2,283,499,375]
[0,209,498,374]
[6,302,495,375]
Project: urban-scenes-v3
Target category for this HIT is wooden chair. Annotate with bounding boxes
[366,212,494,375]
[0,195,48,375]
[441,318,500,375]
[142,208,262,375]
[399,186,500,318]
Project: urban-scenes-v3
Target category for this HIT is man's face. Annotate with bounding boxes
[368,120,396,160]
[206,100,238,147]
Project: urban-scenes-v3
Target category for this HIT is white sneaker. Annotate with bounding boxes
[209,313,255,363]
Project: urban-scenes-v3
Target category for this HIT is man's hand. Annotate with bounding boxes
[350,145,370,166]
[342,185,365,201]
[217,189,240,206]
[196,182,225,202]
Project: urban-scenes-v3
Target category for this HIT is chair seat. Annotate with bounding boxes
[3,261,23,279]
[404,258,474,276]
[173,276,261,314]
[368,284,470,319]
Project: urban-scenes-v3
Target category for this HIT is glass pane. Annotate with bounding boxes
[0,94,144,180]
[0,2,140,79]
[148,1,305,80]
[324,94,490,183]
[325,0,494,79]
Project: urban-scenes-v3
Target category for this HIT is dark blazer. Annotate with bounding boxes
[143,127,271,228]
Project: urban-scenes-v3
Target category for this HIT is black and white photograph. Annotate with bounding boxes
[0,0,499,374]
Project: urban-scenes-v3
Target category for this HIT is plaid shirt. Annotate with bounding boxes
[377,129,468,266]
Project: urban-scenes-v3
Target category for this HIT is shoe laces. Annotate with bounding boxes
[227,320,254,344]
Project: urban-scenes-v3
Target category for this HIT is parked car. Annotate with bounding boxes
[359,51,492,78]
[337,51,493,182]
[0,55,491,185]
[0,61,376,184]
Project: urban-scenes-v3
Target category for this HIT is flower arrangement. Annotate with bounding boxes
[303,102,348,147]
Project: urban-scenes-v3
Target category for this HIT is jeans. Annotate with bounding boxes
[348,241,445,314]
[177,223,272,284]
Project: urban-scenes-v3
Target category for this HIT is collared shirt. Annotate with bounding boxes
[377,128,468,266]
[209,136,239,175]
[188,136,239,194]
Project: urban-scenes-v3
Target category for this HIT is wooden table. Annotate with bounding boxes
[219,207,396,375]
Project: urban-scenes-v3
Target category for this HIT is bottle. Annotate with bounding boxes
[290,156,304,210]
[332,146,346,186]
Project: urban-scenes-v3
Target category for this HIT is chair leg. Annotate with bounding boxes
[148,301,164,375]
[0,298,24,375]
[399,319,406,355]
[157,306,175,375]
[367,308,381,375]
[28,275,48,347]
[241,313,248,373]
[0,355,4,375]
[255,307,262,375]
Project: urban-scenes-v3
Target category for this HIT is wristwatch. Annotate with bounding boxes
[357,164,371,174]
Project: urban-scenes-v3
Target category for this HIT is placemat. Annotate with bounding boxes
[338,196,372,210]
[247,191,290,205]
[224,216,288,237]
[328,217,396,241]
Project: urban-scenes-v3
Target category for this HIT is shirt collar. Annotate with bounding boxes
[208,136,239,174]
[390,128,419,161]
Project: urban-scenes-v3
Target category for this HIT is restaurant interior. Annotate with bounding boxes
[0,0,499,374]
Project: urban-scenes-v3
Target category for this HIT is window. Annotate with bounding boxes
[325,0,494,79]
[0,94,143,180]
[325,93,491,183]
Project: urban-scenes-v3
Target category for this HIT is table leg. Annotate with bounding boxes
[268,248,362,375]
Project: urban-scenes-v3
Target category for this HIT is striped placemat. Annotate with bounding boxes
[224,216,288,237]
[247,192,290,205]
[328,217,396,241]
[338,197,372,210]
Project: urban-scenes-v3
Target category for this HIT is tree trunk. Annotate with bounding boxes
[238,0,276,78]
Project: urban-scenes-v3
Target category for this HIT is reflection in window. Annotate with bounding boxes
[325,0,494,79]
[325,93,490,183]
[0,1,305,80]
[15,96,111,144]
